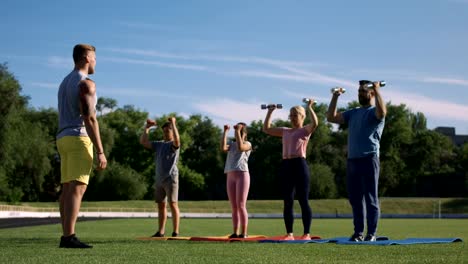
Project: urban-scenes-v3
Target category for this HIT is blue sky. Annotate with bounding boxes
[2,0,468,135]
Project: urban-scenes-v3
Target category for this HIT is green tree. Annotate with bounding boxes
[87,162,148,200]
[182,115,223,199]
[408,130,457,196]
[96,97,117,116]
[247,119,285,199]
[309,163,337,199]
[0,64,54,201]
[103,105,149,173]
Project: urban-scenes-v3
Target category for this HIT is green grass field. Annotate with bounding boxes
[0,218,466,263]
[3,198,468,214]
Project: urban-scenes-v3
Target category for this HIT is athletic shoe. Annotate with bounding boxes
[299,234,311,240]
[238,234,248,239]
[171,232,178,237]
[364,234,377,242]
[283,235,295,240]
[228,233,238,239]
[59,234,92,248]
[152,231,165,237]
[349,233,364,242]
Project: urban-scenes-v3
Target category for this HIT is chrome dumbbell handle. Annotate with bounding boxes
[365,81,386,88]
[330,87,346,94]
[302,98,317,104]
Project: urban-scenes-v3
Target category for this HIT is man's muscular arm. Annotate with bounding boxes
[79,79,107,170]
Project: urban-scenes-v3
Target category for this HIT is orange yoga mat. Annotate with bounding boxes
[136,236,191,241]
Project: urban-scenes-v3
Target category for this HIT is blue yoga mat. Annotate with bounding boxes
[258,237,388,244]
[336,237,463,245]
[259,239,331,244]
[259,236,463,245]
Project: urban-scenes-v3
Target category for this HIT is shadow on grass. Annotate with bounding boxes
[0,217,116,229]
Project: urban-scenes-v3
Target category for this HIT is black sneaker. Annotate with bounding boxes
[152,231,165,237]
[238,234,248,239]
[228,233,238,239]
[364,234,377,242]
[349,233,364,242]
[59,234,92,248]
[171,232,178,237]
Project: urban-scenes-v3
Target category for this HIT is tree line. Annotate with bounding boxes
[1,63,467,202]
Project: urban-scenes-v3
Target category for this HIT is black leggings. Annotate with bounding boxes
[280,158,312,234]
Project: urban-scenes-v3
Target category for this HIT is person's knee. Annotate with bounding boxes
[158,202,167,210]
[169,202,179,210]
[284,196,294,205]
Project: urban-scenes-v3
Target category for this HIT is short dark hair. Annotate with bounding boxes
[73,44,96,63]
[359,80,372,86]
[238,122,248,139]
[161,122,171,129]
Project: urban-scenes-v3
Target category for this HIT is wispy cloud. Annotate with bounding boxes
[275,65,355,87]
[421,77,468,86]
[100,47,468,125]
[281,88,332,104]
[99,86,191,99]
[106,48,191,60]
[192,98,288,127]
[447,0,468,4]
[385,90,468,121]
[101,57,208,71]
[103,48,343,86]
[115,21,178,31]
[30,82,58,89]
[47,56,72,69]
[346,68,468,87]
[106,47,328,68]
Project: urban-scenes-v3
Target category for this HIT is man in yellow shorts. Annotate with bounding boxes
[56,44,107,248]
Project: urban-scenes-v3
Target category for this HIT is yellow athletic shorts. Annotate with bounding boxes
[57,136,94,185]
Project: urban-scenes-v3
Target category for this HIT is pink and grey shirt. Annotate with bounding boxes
[280,127,311,159]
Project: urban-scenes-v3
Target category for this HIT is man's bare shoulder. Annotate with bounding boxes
[79,78,96,95]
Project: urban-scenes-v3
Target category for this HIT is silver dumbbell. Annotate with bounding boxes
[330,87,346,94]
[302,98,318,104]
[365,81,386,88]
[261,104,283,110]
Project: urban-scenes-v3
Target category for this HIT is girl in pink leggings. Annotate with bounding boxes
[221,122,252,238]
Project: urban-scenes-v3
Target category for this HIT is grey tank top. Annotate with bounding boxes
[56,70,96,139]
[224,140,251,173]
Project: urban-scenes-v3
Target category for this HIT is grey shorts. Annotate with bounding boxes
[154,178,179,203]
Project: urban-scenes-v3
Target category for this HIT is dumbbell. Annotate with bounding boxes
[365,81,386,88]
[261,104,283,110]
[330,87,346,94]
[302,98,317,104]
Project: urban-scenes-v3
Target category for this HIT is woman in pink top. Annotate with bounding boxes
[263,99,318,240]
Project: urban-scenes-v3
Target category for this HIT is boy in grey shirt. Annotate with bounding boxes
[140,117,180,237]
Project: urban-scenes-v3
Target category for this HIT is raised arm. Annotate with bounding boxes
[326,89,345,124]
[262,105,283,137]
[234,124,252,152]
[372,82,387,120]
[303,98,318,135]
[140,119,155,150]
[169,117,180,149]
[79,79,107,170]
[220,125,230,152]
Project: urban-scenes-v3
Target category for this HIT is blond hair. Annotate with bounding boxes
[73,44,96,63]
[290,105,305,117]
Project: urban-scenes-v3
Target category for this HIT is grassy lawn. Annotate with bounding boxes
[2,198,468,214]
[0,218,466,263]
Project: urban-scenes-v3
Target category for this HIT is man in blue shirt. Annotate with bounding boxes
[327,80,386,242]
